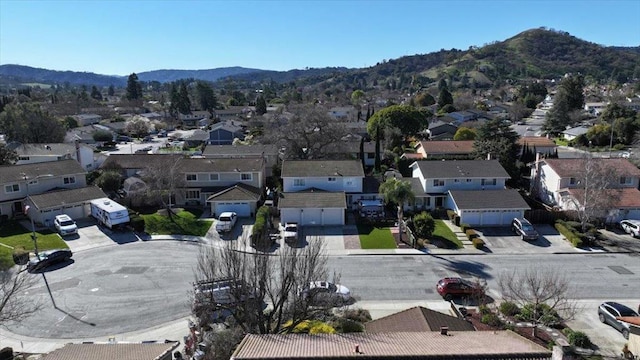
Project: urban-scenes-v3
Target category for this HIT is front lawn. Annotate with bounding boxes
[142,209,213,236]
[0,221,68,270]
[357,224,397,249]
[431,220,463,248]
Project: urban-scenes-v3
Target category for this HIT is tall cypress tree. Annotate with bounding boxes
[374,125,381,173]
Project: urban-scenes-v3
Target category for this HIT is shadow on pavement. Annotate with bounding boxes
[431,255,494,280]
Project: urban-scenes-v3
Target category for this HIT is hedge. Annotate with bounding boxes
[465,229,478,240]
[446,210,456,221]
[472,238,485,249]
[555,221,583,247]
[252,206,270,237]
[460,223,471,232]
[453,215,461,226]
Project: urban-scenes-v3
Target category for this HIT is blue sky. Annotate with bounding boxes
[1,0,639,76]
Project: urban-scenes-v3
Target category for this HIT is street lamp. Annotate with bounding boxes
[21,173,53,256]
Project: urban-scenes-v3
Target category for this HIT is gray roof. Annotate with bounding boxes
[278,190,347,209]
[202,144,279,157]
[207,184,262,202]
[100,155,264,173]
[282,160,364,178]
[42,342,179,360]
[100,154,182,170]
[185,130,209,141]
[414,160,509,179]
[14,143,76,156]
[29,186,107,209]
[405,177,425,195]
[0,160,86,184]
[562,125,590,136]
[449,189,530,210]
[365,306,476,333]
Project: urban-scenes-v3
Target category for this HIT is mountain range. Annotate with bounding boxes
[1,28,638,88]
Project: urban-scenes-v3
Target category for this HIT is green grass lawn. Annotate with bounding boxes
[0,221,68,270]
[357,224,397,249]
[553,138,569,146]
[142,209,212,236]
[431,220,463,248]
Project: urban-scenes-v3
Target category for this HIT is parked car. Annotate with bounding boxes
[598,301,639,339]
[619,219,640,238]
[27,249,73,272]
[215,212,238,233]
[301,281,351,306]
[53,214,78,236]
[436,277,484,301]
[511,218,539,241]
[282,222,298,244]
[135,146,152,153]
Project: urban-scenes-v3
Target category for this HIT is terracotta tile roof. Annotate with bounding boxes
[231,331,551,359]
[43,342,179,360]
[449,189,530,210]
[566,188,640,208]
[0,159,86,184]
[365,306,475,333]
[544,158,640,178]
[418,140,474,155]
[29,186,107,209]
[618,316,640,326]
[517,137,556,147]
[281,160,364,178]
[278,190,347,209]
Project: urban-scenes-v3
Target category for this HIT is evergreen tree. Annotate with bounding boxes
[177,83,191,115]
[374,125,381,173]
[90,86,103,100]
[559,75,585,111]
[437,88,453,109]
[359,137,365,171]
[125,73,142,100]
[438,79,448,92]
[473,118,520,178]
[255,95,267,115]
[108,85,115,96]
[365,106,371,121]
[544,92,571,135]
[195,81,217,116]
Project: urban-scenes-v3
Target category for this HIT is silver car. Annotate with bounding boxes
[619,219,640,238]
[598,301,639,339]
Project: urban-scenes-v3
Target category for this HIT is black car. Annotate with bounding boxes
[27,249,73,272]
[598,301,639,339]
[511,218,539,241]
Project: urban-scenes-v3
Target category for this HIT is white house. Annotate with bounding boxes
[562,125,590,141]
[13,142,98,170]
[72,114,102,126]
[279,160,364,226]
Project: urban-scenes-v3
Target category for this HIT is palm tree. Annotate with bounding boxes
[379,178,415,242]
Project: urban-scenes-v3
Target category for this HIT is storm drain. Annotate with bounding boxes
[608,266,634,275]
[115,266,149,275]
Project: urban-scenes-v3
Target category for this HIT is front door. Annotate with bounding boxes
[435,197,444,207]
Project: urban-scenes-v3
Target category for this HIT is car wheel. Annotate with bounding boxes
[623,329,629,339]
[444,294,453,301]
[521,234,525,241]
[599,313,605,323]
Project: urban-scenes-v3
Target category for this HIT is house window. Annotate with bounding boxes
[241,173,252,181]
[186,190,200,199]
[63,176,76,184]
[481,179,496,186]
[433,179,444,187]
[209,174,219,181]
[328,177,337,182]
[4,184,19,193]
[367,153,375,159]
[454,179,460,183]
[466,179,472,182]
[186,174,197,181]
[346,179,354,186]
[19,156,29,161]
[569,177,577,185]
[620,176,633,185]
[294,179,305,187]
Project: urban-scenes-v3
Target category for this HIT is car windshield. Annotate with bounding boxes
[60,220,74,226]
[285,225,297,231]
[521,223,534,231]
[617,307,639,316]
[327,283,337,292]
[219,216,231,221]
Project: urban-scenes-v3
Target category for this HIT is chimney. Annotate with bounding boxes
[440,326,449,335]
[354,344,361,354]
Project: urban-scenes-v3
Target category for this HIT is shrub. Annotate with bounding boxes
[566,330,592,348]
[12,246,28,266]
[446,210,456,221]
[416,238,428,249]
[252,206,270,238]
[481,313,503,327]
[499,301,520,317]
[465,229,477,240]
[472,238,485,248]
[129,214,145,232]
[453,215,461,226]
[341,308,372,323]
[460,223,471,232]
[413,212,436,238]
[332,318,364,333]
[504,323,516,331]
[517,303,561,326]
[555,221,582,247]
[479,304,491,315]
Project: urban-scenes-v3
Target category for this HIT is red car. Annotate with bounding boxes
[436,277,484,301]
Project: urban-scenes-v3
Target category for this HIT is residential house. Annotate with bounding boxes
[530,157,640,222]
[72,113,102,126]
[414,140,474,160]
[179,111,209,129]
[279,160,364,225]
[517,136,557,156]
[202,144,280,177]
[207,121,245,145]
[425,120,458,140]
[183,130,209,148]
[619,317,640,357]
[341,121,369,139]
[0,160,95,225]
[214,106,251,122]
[584,102,608,115]
[139,112,164,121]
[13,142,98,170]
[365,306,475,333]
[327,106,356,121]
[326,141,376,167]
[65,124,113,144]
[448,111,478,125]
[562,125,589,141]
[622,96,640,112]
[230,331,553,360]
[42,342,179,360]
[410,160,529,226]
[100,154,265,216]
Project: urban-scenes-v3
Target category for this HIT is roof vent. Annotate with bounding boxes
[440,326,449,335]
[103,200,110,205]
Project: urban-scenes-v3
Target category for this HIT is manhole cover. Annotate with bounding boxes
[608,266,634,275]
[116,266,149,274]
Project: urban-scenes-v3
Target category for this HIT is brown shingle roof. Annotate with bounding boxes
[0,160,86,184]
[281,160,364,178]
[566,187,640,208]
[100,154,182,170]
[231,331,551,359]
[365,306,475,333]
[278,190,347,209]
[418,140,474,155]
[43,342,179,360]
[517,137,556,147]
[544,158,640,178]
[29,186,107,209]
[100,154,264,173]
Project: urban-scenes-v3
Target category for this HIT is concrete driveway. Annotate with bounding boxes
[476,224,578,254]
[598,227,640,253]
[63,218,140,253]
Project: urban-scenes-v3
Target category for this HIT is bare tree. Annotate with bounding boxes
[141,155,185,216]
[193,236,338,335]
[124,115,152,138]
[498,267,578,337]
[262,104,348,160]
[1,268,42,326]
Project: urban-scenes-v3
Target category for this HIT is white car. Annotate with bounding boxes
[301,281,351,306]
[54,214,78,236]
[619,219,640,238]
[282,222,298,244]
[215,212,238,233]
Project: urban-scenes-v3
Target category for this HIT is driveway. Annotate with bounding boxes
[63,218,140,253]
[598,228,640,253]
[476,224,578,254]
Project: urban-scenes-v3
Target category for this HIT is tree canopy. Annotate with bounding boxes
[473,118,520,178]
[196,81,217,115]
[125,73,143,101]
[0,103,65,144]
[366,105,430,139]
[453,127,477,141]
[0,143,18,165]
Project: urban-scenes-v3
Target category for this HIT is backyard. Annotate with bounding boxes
[0,221,68,269]
[141,208,213,236]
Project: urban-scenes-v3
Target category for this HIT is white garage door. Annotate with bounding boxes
[215,202,251,217]
[461,210,481,226]
[501,210,524,226]
[61,204,85,220]
[481,210,502,226]
[322,209,344,225]
[301,209,322,226]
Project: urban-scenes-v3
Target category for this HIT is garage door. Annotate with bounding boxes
[215,202,251,217]
[61,204,85,220]
[322,209,344,225]
[481,210,502,226]
[502,210,523,226]
[461,210,481,226]
[301,209,322,226]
